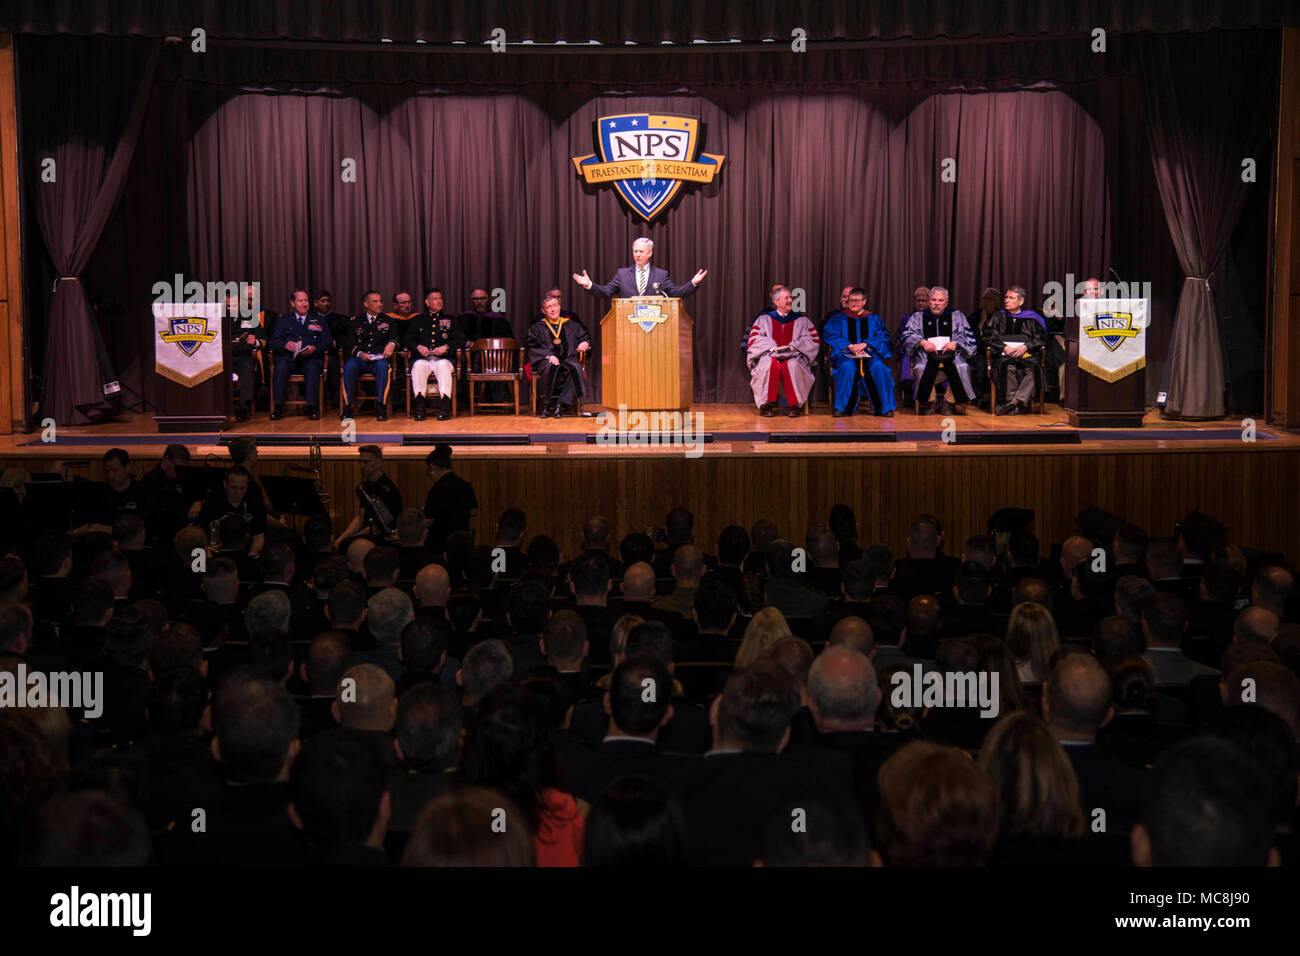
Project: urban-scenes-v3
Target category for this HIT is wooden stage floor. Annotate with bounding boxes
[1,403,1293,462]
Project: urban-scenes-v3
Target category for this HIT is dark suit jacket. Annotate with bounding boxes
[587,265,697,299]
[671,748,854,866]
[557,737,685,803]
[1062,741,1148,832]
[787,729,901,832]
[572,695,711,754]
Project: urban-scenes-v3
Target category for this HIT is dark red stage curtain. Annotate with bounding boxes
[1138,32,1278,420]
[21,38,160,424]
[0,0,1291,43]
[185,86,1108,403]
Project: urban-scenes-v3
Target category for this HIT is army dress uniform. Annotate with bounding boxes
[341,312,399,421]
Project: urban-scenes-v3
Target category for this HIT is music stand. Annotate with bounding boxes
[262,476,326,516]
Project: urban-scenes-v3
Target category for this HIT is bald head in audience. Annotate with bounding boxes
[1043,652,1113,742]
[582,516,612,551]
[1235,606,1280,645]
[807,646,879,732]
[414,564,451,608]
[332,663,397,732]
[1060,536,1093,580]
[671,546,704,588]
[1221,661,1300,737]
[621,562,655,603]
[828,615,874,655]
[1252,565,1294,618]
[1014,577,1053,611]
[347,538,375,574]
[905,595,941,640]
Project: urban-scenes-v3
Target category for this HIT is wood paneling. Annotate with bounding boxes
[6,445,1297,562]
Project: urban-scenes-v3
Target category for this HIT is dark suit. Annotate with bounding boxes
[572,695,711,755]
[1061,741,1148,832]
[586,264,698,299]
[557,737,684,803]
[787,729,901,832]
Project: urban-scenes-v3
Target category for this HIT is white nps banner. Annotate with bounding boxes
[154,302,224,387]
[1076,297,1147,383]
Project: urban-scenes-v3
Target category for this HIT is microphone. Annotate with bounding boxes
[653,282,667,298]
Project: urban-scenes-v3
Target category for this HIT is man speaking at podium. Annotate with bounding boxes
[572,237,707,298]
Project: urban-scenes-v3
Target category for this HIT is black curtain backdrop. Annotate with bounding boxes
[15,29,1278,411]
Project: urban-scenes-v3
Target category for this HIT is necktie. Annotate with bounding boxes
[637,267,647,295]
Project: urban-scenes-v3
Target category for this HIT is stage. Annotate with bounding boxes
[3,404,1295,562]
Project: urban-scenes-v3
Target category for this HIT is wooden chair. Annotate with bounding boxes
[530,349,587,416]
[401,349,459,417]
[269,351,327,416]
[985,345,1047,414]
[466,338,525,415]
[340,359,395,418]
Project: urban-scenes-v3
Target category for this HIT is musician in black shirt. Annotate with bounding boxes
[337,444,403,546]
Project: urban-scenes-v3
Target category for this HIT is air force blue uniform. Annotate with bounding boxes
[823,310,897,415]
[269,310,333,410]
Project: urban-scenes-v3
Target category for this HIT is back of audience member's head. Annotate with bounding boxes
[760,790,870,866]
[260,541,295,583]
[1234,606,1280,645]
[828,615,873,654]
[664,507,694,544]
[462,685,555,830]
[735,607,791,668]
[764,539,797,579]
[962,535,997,571]
[367,587,414,646]
[583,775,688,867]
[289,728,389,851]
[1134,736,1276,866]
[72,577,115,626]
[148,665,209,736]
[401,787,534,866]
[808,646,879,730]
[977,711,1084,841]
[716,525,750,566]
[766,636,814,689]
[1114,523,1148,564]
[1146,536,1182,579]
[91,549,130,596]
[1103,655,1155,712]
[0,604,32,655]
[841,558,875,600]
[400,617,449,673]
[461,639,513,702]
[212,674,300,784]
[525,534,560,572]
[393,508,426,547]
[34,531,71,577]
[1093,615,1145,661]
[507,579,550,633]
[1202,558,1242,602]
[609,654,673,736]
[334,663,397,732]
[827,504,857,544]
[671,545,704,585]
[111,514,146,549]
[1006,601,1059,681]
[973,634,1029,714]
[1141,591,1186,647]
[1273,624,1300,680]
[542,610,588,669]
[244,589,289,640]
[1222,661,1300,738]
[714,661,799,753]
[692,576,736,633]
[619,532,655,568]
[862,546,895,587]
[624,620,674,667]
[1007,530,1039,568]
[750,519,778,553]
[1114,575,1155,622]
[312,555,349,593]
[867,594,905,647]
[609,614,643,665]
[304,514,334,551]
[328,580,367,629]
[1043,653,1112,739]
[806,526,838,568]
[1012,577,1052,612]
[1252,565,1295,614]
[23,791,150,867]
[569,554,610,601]
[363,545,401,585]
[494,508,526,546]
[304,631,351,696]
[954,562,991,605]
[148,623,204,676]
[875,740,998,866]
[105,605,153,669]
[395,683,462,773]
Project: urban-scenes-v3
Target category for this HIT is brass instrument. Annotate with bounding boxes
[357,481,396,539]
[207,511,236,557]
[308,436,332,517]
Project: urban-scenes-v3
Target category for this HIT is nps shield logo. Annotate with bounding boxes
[572,113,725,221]
[632,303,667,333]
[1084,312,1139,352]
[158,316,217,357]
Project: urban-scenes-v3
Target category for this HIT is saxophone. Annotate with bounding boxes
[309,435,331,517]
[207,512,235,556]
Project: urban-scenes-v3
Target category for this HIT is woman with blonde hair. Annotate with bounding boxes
[977,711,1085,866]
[595,614,644,690]
[1005,601,1059,683]
[733,606,791,668]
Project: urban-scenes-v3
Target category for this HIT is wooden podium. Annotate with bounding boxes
[1064,298,1147,428]
[601,297,693,410]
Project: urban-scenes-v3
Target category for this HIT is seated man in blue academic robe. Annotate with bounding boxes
[823,287,897,418]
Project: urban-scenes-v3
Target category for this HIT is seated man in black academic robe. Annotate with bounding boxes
[984,285,1049,416]
[526,294,590,418]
